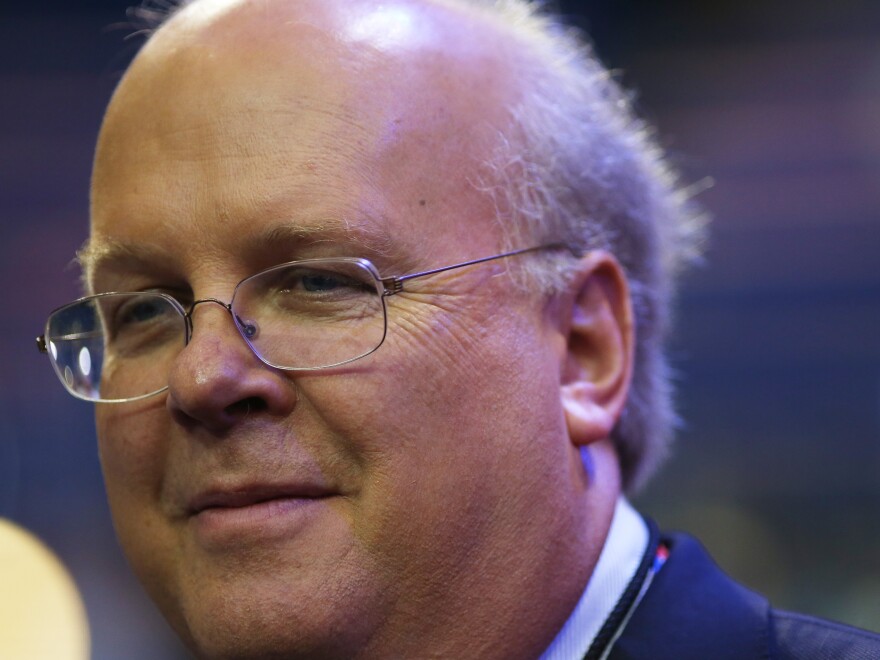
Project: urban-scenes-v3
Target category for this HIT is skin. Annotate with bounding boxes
[88,0,634,657]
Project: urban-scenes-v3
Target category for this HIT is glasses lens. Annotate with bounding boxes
[45,292,185,402]
[232,259,387,370]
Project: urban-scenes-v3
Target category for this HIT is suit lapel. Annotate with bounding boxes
[607,531,771,660]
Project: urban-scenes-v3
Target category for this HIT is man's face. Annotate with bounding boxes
[89,1,586,656]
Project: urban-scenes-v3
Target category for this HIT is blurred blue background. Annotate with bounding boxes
[3,1,879,657]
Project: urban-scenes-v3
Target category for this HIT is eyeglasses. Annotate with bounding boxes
[37,244,570,403]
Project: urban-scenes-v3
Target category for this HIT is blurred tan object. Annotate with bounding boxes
[0,519,90,659]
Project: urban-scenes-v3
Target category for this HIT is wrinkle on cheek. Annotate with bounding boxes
[388,307,486,380]
[382,319,538,451]
[387,278,504,330]
[390,290,537,369]
[390,295,560,422]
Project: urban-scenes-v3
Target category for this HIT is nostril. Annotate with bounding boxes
[225,397,268,418]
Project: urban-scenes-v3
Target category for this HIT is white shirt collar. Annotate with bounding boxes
[539,497,648,660]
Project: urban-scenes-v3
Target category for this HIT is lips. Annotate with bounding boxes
[185,483,336,548]
[187,484,332,516]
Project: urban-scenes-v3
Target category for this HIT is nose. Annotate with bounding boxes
[166,299,297,434]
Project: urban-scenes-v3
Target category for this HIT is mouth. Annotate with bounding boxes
[188,485,332,515]
[186,485,336,547]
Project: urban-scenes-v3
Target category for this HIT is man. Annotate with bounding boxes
[37,0,880,657]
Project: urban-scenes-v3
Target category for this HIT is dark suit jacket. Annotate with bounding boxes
[605,531,880,659]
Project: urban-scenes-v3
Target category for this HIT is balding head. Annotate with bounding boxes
[93,0,527,261]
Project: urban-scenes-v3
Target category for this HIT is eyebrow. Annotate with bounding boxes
[245,216,397,261]
[79,214,403,291]
[78,237,174,293]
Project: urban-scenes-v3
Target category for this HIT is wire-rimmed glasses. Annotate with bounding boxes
[37,244,570,403]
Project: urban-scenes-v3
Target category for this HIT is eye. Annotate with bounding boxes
[117,297,168,324]
[272,266,374,298]
[102,293,179,340]
[296,272,349,293]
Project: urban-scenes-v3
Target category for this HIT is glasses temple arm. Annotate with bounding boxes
[380,243,578,295]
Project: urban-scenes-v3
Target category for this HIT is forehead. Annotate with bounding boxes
[89,0,522,282]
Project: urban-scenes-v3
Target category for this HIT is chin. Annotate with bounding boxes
[164,586,356,660]
[141,549,386,660]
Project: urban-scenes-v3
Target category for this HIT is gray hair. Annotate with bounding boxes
[460,0,706,492]
[129,0,706,493]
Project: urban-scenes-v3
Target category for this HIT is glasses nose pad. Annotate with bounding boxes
[235,315,259,340]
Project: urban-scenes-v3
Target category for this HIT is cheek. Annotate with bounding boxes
[95,404,175,567]
[96,403,169,494]
[95,403,192,634]
[382,301,562,437]
[297,299,566,544]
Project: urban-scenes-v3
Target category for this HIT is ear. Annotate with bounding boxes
[559,251,634,447]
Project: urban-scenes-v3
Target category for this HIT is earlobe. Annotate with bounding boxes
[562,382,617,445]
[559,252,634,447]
